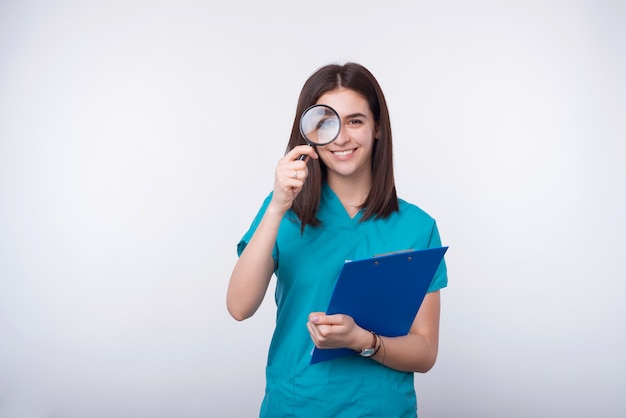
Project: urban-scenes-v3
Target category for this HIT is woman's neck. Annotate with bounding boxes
[327,171,372,217]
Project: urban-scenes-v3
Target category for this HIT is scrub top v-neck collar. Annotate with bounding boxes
[320,182,364,225]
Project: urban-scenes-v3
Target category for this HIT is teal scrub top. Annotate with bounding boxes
[237,183,448,418]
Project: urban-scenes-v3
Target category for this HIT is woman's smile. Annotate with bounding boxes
[331,148,357,158]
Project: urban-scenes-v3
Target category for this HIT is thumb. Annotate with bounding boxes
[308,312,326,324]
[309,312,345,325]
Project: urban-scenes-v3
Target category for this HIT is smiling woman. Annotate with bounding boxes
[226,62,448,417]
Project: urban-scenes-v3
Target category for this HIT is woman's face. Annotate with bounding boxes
[315,88,378,182]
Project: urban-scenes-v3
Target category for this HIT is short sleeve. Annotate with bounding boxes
[426,220,448,292]
[236,192,279,270]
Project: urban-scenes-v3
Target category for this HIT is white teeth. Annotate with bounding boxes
[333,149,354,156]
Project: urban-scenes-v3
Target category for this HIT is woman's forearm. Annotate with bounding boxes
[371,332,439,373]
[371,291,441,372]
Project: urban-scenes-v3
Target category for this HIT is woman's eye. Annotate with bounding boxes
[347,119,363,126]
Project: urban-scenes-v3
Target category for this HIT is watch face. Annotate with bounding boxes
[359,348,376,357]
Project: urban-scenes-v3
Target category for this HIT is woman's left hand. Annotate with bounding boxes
[306,312,371,352]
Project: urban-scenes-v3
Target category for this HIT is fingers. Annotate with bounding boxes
[277,145,317,183]
[307,318,331,348]
[269,145,319,213]
[276,160,308,184]
[286,145,319,162]
[307,313,360,350]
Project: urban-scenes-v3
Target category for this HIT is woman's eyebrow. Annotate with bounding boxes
[344,112,368,119]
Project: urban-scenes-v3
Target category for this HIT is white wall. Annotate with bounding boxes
[1,1,624,417]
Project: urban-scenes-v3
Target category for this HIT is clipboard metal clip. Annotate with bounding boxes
[372,248,415,258]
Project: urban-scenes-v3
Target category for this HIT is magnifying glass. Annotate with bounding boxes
[297,104,341,160]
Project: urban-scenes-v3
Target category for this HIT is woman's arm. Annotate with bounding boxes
[226,204,284,321]
[226,146,318,321]
[307,290,441,373]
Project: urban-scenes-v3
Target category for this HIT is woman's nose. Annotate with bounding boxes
[333,125,349,145]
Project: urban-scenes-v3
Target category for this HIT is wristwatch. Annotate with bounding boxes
[359,331,379,357]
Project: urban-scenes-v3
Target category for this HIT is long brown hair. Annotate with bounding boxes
[287,63,398,232]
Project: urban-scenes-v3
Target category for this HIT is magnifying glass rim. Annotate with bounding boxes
[299,104,341,146]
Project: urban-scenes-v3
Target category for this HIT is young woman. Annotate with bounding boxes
[227,62,448,417]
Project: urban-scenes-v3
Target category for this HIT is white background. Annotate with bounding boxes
[1,1,625,417]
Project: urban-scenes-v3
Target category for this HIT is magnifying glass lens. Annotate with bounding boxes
[316,118,339,142]
[299,105,341,146]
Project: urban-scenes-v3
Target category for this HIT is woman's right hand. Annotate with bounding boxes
[270,145,318,213]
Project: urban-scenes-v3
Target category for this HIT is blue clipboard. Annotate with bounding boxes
[310,246,448,364]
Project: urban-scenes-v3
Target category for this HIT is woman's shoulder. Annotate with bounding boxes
[396,197,436,223]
